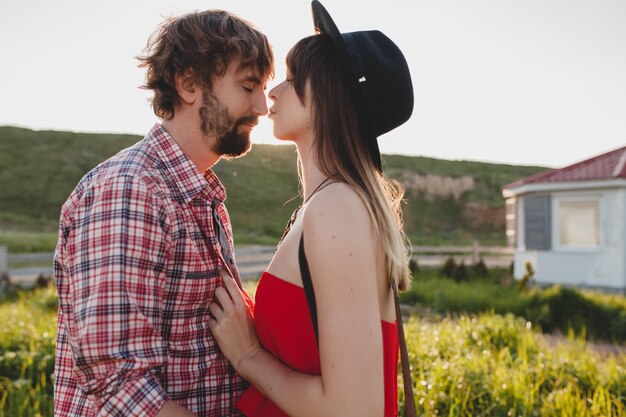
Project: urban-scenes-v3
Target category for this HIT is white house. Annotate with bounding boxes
[502,145,626,293]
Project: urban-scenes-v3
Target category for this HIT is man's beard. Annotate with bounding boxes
[199,90,257,159]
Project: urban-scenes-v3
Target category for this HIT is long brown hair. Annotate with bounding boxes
[137,10,274,120]
[287,35,411,290]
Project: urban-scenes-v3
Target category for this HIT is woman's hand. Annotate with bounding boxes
[208,269,262,373]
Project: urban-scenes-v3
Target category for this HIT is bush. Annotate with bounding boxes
[401,273,626,343]
[453,261,468,282]
[523,285,626,342]
[473,258,488,277]
[518,261,535,292]
[441,257,456,278]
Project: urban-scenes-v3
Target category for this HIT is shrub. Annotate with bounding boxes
[441,257,456,278]
[402,273,626,343]
[473,258,488,277]
[523,285,626,341]
[517,261,535,292]
[453,261,469,282]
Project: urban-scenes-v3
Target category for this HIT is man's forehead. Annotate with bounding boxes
[235,65,270,86]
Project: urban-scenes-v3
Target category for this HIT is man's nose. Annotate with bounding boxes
[253,90,269,116]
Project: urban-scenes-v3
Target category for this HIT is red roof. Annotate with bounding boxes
[504,145,626,190]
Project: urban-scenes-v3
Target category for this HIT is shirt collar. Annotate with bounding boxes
[146,123,227,203]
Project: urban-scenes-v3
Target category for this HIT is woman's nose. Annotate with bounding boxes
[268,80,287,102]
[268,85,279,102]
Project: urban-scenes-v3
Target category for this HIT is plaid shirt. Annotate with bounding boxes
[54,124,247,417]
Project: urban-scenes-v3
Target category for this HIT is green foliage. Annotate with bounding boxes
[0,126,141,232]
[383,153,544,246]
[402,271,626,343]
[524,286,626,342]
[401,269,526,315]
[441,257,457,278]
[453,261,469,282]
[0,125,546,252]
[0,231,58,254]
[211,143,301,245]
[398,313,626,417]
[518,260,536,292]
[473,258,489,277]
[0,286,57,417]
[1,287,624,416]
[382,153,544,206]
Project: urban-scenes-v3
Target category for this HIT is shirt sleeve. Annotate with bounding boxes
[61,174,172,416]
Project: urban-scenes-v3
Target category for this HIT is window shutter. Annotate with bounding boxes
[524,195,551,250]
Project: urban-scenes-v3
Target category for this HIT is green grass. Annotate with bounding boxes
[1,286,624,416]
[0,125,545,252]
[0,286,57,417]
[400,313,625,416]
[401,269,626,343]
[402,269,525,313]
[0,231,58,254]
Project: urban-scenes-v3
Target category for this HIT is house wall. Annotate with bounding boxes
[623,188,626,290]
[514,187,626,291]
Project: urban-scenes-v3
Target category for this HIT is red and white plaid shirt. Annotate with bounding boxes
[54,124,247,416]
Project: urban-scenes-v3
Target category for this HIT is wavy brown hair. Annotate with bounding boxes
[137,10,274,120]
[287,35,411,290]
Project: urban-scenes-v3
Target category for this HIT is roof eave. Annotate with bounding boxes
[502,178,626,197]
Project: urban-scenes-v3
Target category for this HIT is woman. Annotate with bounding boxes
[208,1,414,416]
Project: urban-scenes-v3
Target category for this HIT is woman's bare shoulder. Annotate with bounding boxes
[302,182,372,242]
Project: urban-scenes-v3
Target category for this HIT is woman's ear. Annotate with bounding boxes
[175,68,197,105]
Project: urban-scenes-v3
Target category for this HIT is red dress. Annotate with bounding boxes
[237,271,399,416]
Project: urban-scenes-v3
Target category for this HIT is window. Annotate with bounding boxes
[524,195,551,250]
[558,200,600,247]
[505,198,516,247]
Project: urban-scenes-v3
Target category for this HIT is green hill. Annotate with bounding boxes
[0,126,544,251]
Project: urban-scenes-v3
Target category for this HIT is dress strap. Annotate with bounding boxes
[299,232,318,344]
[278,178,337,246]
[300,234,417,415]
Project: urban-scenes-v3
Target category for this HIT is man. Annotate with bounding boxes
[53,10,273,417]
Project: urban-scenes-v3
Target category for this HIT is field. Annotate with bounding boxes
[0,125,545,251]
[402,268,626,343]
[1,280,624,417]
[1,126,623,415]
[400,314,625,416]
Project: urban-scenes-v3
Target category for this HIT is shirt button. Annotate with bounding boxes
[229,257,235,264]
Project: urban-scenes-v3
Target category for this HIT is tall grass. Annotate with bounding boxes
[2,286,624,416]
[400,313,626,416]
[402,270,626,343]
[0,286,56,417]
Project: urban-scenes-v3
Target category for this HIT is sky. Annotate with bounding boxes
[1,0,625,168]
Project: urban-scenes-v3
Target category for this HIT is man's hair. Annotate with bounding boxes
[138,10,274,120]
[287,35,411,290]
